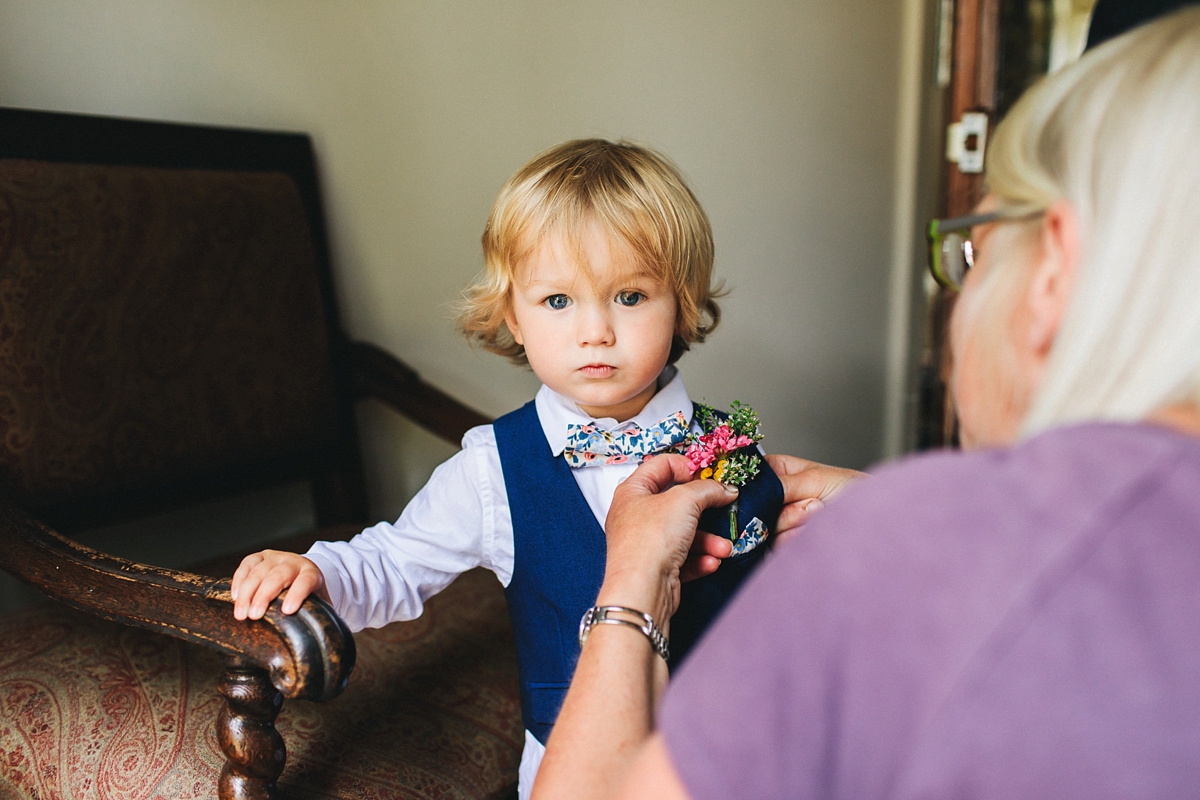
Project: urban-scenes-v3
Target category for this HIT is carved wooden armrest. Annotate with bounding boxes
[345,340,492,444]
[0,497,354,800]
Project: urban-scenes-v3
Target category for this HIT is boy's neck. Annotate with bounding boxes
[576,380,660,424]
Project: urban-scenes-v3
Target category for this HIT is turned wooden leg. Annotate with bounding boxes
[218,656,286,800]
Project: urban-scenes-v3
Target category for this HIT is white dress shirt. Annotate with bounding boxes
[305,366,694,799]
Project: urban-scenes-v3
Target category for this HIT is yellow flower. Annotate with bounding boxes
[713,458,728,483]
[700,466,714,480]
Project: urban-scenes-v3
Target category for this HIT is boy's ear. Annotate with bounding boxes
[505,309,525,346]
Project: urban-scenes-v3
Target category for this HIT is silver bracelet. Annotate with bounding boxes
[578,605,669,662]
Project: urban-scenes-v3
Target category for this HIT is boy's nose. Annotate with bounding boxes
[577,306,615,346]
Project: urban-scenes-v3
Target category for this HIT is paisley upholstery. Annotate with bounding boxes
[0,159,344,514]
[0,566,522,799]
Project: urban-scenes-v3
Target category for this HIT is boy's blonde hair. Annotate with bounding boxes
[458,139,721,365]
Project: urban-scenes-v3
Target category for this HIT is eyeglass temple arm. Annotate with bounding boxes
[930,211,1003,236]
[931,207,1046,236]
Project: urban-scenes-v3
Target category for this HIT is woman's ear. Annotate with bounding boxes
[1025,199,1079,358]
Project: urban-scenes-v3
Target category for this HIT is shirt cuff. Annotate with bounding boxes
[302,546,349,624]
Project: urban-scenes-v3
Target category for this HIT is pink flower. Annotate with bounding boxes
[684,425,754,475]
[684,441,716,474]
[709,424,753,452]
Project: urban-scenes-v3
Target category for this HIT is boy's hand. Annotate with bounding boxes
[231,550,328,620]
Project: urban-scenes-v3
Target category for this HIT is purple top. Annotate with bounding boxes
[660,423,1200,799]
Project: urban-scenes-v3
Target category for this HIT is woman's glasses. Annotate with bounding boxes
[926,208,1045,290]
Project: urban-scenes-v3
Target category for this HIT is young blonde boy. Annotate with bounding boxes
[231,139,781,797]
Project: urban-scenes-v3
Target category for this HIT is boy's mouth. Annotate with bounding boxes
[579,364,615,378]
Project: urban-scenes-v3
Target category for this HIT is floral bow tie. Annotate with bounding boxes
[563,411,690,467]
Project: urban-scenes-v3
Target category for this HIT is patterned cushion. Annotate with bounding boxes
[0,567,522,799]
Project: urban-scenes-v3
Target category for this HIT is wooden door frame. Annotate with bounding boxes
[947,0,1001,216]
[920,0,1003,448]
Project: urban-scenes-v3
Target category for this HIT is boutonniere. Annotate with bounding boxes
[685,401,763,542]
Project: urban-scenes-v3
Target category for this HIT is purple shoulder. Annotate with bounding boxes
[777,422,1200,567]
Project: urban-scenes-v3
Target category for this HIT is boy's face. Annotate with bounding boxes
[506,224,677,423]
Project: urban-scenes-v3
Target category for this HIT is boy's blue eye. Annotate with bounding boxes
[544,294,571,310]
[616,291,644,307]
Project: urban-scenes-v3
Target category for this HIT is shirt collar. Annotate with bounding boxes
[536,365,692,456]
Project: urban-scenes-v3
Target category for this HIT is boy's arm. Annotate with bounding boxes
[301,427,505,631]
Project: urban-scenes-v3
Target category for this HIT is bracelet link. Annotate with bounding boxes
[579,605,669,662]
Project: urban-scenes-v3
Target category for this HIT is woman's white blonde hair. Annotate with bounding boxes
[983,6,1200,436]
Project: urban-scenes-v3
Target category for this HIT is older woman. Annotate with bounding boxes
[533,8,1200,799]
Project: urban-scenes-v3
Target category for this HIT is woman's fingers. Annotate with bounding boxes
[609,461,736,561]
[680,532,733,583]
[603,455,739,621]
[765,454,866,544]
[693,530,733,559]
[765,453,865,504]
[623,452,706,495]
[680,554,721,583]
[776,497,826,538]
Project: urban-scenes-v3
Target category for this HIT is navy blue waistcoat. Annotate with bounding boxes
[494,400,783,744]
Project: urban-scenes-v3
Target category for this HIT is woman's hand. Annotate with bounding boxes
[600,454,740,626]
[766,454,866,544]
[231,550,328,620]
[535,454,737,800]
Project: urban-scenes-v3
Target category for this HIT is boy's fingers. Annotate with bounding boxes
[281,570,318,615]
[239,561,279,620]
[248,566,294,620]
[233,569,265,620]
[248,583,277,620]
[232,553,320,620]
[230,553,263,602]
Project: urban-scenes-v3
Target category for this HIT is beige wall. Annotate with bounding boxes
[0,0,914,524]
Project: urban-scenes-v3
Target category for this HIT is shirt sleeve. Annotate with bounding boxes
[304,424,511,631]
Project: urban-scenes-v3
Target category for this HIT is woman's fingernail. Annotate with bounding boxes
[723,483,739,494]
[804,498,825,512]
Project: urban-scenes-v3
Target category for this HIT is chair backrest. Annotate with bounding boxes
[0,108,366,532]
